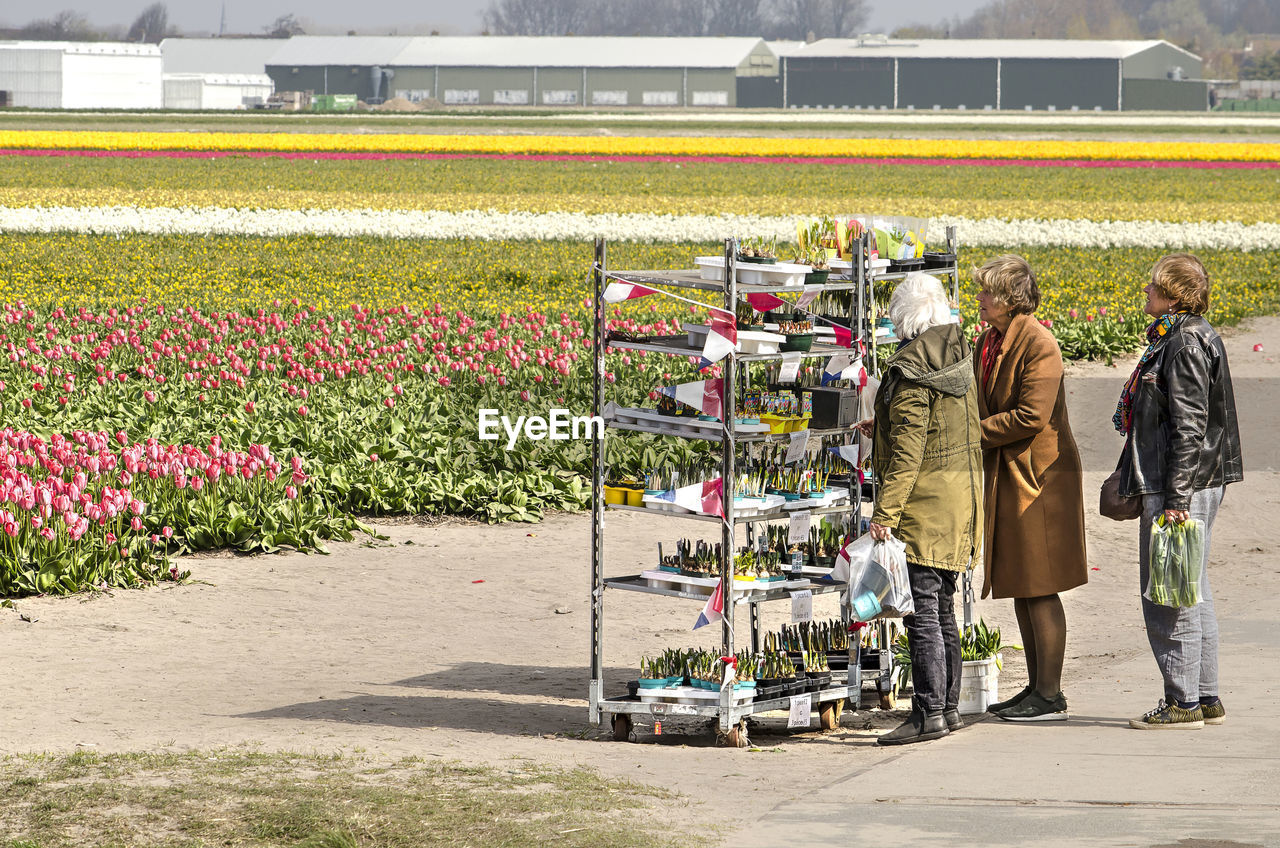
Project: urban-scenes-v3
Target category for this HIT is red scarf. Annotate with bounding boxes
[981,328,1004,388]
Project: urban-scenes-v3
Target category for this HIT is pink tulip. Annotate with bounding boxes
[285,485,298,499]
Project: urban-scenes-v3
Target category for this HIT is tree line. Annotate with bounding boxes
[481,0,868,40]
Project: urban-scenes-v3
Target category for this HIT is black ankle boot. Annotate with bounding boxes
[877,710,949,746]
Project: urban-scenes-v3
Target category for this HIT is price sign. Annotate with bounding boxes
[788,693,812,728]
[785,430,809,465]
[778,351,803,384]
[788,509,811,546]
[791,588,813,623]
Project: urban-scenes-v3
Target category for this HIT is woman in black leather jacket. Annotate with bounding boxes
[1114,253,1243,730]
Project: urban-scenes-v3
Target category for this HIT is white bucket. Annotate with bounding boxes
[958,655,1000,715]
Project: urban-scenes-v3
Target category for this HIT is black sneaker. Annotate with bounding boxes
[877,711,950,746]
[1201,698,1226,726]
[1129,699,1204,730]
[944,709,963,731]
[997,691,1068,722]
[987,685,1032,714]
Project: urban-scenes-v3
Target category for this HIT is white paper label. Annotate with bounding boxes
[791,589,813,623]
[778,351,803,384]
[788,510,811,546]
[785,430,809,465]
[788,693,812,728]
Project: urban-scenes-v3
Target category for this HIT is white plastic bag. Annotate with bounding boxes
[843,534,914,621]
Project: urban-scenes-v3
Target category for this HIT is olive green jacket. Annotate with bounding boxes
[871,322,984,572]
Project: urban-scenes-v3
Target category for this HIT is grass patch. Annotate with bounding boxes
[0,749,699,848]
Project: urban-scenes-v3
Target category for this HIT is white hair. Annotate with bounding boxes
[888,273,951,340]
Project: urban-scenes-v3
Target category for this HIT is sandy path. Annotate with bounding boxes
[2,317,1277,833]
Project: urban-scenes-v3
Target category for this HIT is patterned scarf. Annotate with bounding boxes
[1113,312,1188,434]
[981,328,1004,388]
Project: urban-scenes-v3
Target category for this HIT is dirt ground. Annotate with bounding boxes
[2,316,1277,835]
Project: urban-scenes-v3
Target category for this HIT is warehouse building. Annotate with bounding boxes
[779,38,1207,111]
[265,35,778,107]
[0,41,161,108]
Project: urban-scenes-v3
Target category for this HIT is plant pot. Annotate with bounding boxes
[805,270,830,285]
[814,555,835,569]
[738,255,776,265]
[958,655,1001,715]
[624,488,645,507]
[782,492,803,502]
[781,334,814,353]
[604,486,627,506]
[736,323,765,332]
[637,677,669,690]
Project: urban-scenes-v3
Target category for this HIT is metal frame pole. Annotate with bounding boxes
[718,237,738,732]
[589,238,608,724]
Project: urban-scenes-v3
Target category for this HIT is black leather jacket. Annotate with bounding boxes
[1118,315,1243,510]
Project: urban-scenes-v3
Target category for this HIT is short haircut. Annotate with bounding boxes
[888,273,951,341]
[973,254,1040,316]
[1152,253,1210,315]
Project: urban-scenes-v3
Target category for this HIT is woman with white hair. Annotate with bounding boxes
[859,273,983,746]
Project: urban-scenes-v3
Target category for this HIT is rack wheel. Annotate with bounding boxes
[878,684,899,711]
[611,714,633,742]
[722,721,750,749]
[819,699,845,731]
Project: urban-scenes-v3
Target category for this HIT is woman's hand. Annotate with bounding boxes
[855,417,874,439]
[1164,508,1191,524]
[868,522,892,541]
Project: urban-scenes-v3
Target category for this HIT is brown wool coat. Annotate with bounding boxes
[974,313,1088,599]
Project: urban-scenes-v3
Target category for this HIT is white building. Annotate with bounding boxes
[162,72,274,109]
[0,41,162,109]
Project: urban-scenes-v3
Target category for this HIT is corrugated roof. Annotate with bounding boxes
[0,41,159,56]
[394,36,766,68]
[268,36,411,67]
[268,35,766,69]
[790,38,1200,62]
[160,38,285,74]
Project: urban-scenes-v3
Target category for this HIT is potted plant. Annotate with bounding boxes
[893,620,1021,715]
[778,316,814,353]
[738,235,777,265]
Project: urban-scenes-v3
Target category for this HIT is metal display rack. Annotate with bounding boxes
[587,228,962,747]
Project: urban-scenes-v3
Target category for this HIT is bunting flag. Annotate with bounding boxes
[831,324,854,349]
[698,311,737,370]
[828,444,860,463]
[796,284,824,309]
[659,378,724,420]
[821,354,865,386]
[693,577,725,630]
[602,280,659,303]
[745,292,787,313]
[659,477,725,518]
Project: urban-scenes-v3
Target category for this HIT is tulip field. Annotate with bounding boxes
[0,125,1277,595]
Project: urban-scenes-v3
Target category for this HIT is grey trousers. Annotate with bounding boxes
[1138,486,1224,704]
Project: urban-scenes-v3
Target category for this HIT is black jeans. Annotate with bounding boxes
[905,563,962,715]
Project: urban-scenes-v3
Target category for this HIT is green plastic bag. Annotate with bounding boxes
[1144,516,1205,608]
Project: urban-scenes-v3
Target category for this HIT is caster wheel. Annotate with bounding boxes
[819,699,845,731]
[611,714,633,742]
[723,722,750,748]
[879,684,899,711]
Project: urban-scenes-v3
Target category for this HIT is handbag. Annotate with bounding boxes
[1099,468,1141,521]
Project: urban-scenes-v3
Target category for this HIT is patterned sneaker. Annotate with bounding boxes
[1129,699,1204,730]
[1200,698,1226,726]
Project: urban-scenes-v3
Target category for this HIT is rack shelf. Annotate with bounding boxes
[589,231,960,745]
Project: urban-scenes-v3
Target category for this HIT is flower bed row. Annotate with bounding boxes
[6,155,1278,223]
[6,204,1280,251]
[2,131,1279,162]
[0,428,356,596]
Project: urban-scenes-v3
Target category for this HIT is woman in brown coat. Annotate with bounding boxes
[973,255,1088,722]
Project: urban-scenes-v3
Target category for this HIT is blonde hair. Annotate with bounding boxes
[1152,253,1210,315]
[888,273,951,340]
[974,254,1039,315]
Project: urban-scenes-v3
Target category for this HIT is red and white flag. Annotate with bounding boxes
[659,378,724,420]
[745,292,787,313]
[796,284,824,310]
[698,311,737,370]
[603,280,659,303]
[693,577,725,630]
[659,477,724,518]
[830,324,854,348]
